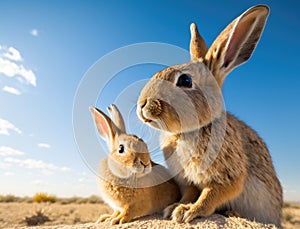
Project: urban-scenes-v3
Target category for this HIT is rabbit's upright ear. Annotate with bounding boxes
[107,104,126,133]
[90,106,118,150]
[190,23,208,61]
[204,5,270,86]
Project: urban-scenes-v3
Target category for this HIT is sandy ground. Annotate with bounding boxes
[0,202,299,229]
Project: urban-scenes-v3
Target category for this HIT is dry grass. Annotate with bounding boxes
[0,196,298,228]
[282,202,300,229]
[0,202,111,228]
[0,194,103,204]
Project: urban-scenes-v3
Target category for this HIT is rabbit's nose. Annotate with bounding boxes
[140,160,150,168]
[143,99,162,117]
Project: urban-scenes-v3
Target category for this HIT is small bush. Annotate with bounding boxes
[0,194,20,202]
[33,193,56,203]
[24,210,50,226]
[85,195,103,204]
[24,197,34,203]
[57,195,103,204]
[58,197,82,204]
[283,202,291,208]
[283,211,293,223]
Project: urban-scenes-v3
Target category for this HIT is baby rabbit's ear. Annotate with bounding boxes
[189,23,208,61]
[107,104,126,133]
[89,106,117,149]
[204,5,270,86]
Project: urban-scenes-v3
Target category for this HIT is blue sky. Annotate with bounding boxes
[0,0,299,201]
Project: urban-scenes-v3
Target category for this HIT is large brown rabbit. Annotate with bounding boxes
[137,5,282,227]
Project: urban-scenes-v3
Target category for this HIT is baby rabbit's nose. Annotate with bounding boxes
[140,160,149,168]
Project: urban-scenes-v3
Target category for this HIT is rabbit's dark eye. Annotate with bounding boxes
[118,144,125,154]
[176,74,192,88]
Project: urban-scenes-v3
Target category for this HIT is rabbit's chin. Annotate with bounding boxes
[131,165,152,177]
[108,157,152,179]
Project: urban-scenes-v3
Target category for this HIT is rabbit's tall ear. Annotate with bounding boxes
[205,5,270,86]
[107,104,126,133]
[89,106,117,150]
[190,23,208,61]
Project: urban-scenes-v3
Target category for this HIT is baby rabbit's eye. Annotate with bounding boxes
[176,74,192,88]
[118,144,125,154]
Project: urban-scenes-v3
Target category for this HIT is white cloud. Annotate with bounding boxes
[0,162,11,169]
[0,46,37,87]
[3,171,14,176]
[0,58,36,86]
[37,143,50,148]
[3,47,23,62]
[0,119,21,135]
[2,86,21,95]
[32,179,48,186]
[4,157,71,172]
[61,166,71,172]
[30,29,38,37]
[0,146,25,156]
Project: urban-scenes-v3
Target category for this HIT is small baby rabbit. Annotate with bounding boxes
[137,4,282,227]
[90,104,180,225]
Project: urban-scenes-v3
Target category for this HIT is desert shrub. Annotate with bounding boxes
[283,202,291,208]
[57,195,103,204]
[24,210,50,226]
[57,197,83,204]
[85,195,103,204]
[33,193,56,203]
[283,211,293,223]
[0,194,21,202]
[23,197,34,203]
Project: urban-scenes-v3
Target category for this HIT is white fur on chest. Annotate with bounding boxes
[175,138,211,187]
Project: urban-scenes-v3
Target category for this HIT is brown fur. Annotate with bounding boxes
[90,105,180,225]
[137,5,282,227]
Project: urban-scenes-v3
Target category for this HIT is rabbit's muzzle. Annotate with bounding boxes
[133,157,152,175]
[138,98,162,123]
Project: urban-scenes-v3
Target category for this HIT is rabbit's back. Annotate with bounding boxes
[224,114,282,225]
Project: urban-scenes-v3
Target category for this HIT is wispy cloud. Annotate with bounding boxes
[30,29,38,37]
[2,86,21,95]
[0,46,36,87]
[0,118,22,135]
[4,157,71,172]
[0,146,25,156]
[3,47,23,62]
[37,143,50,148]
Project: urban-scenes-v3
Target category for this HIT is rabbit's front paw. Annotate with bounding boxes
[109,216,122,225]
[108,210,131,225]
[96,214,112,223]
[163,202,180,219]
[171,203,198,223]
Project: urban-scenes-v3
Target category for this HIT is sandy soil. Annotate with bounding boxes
[0,202,299,229]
